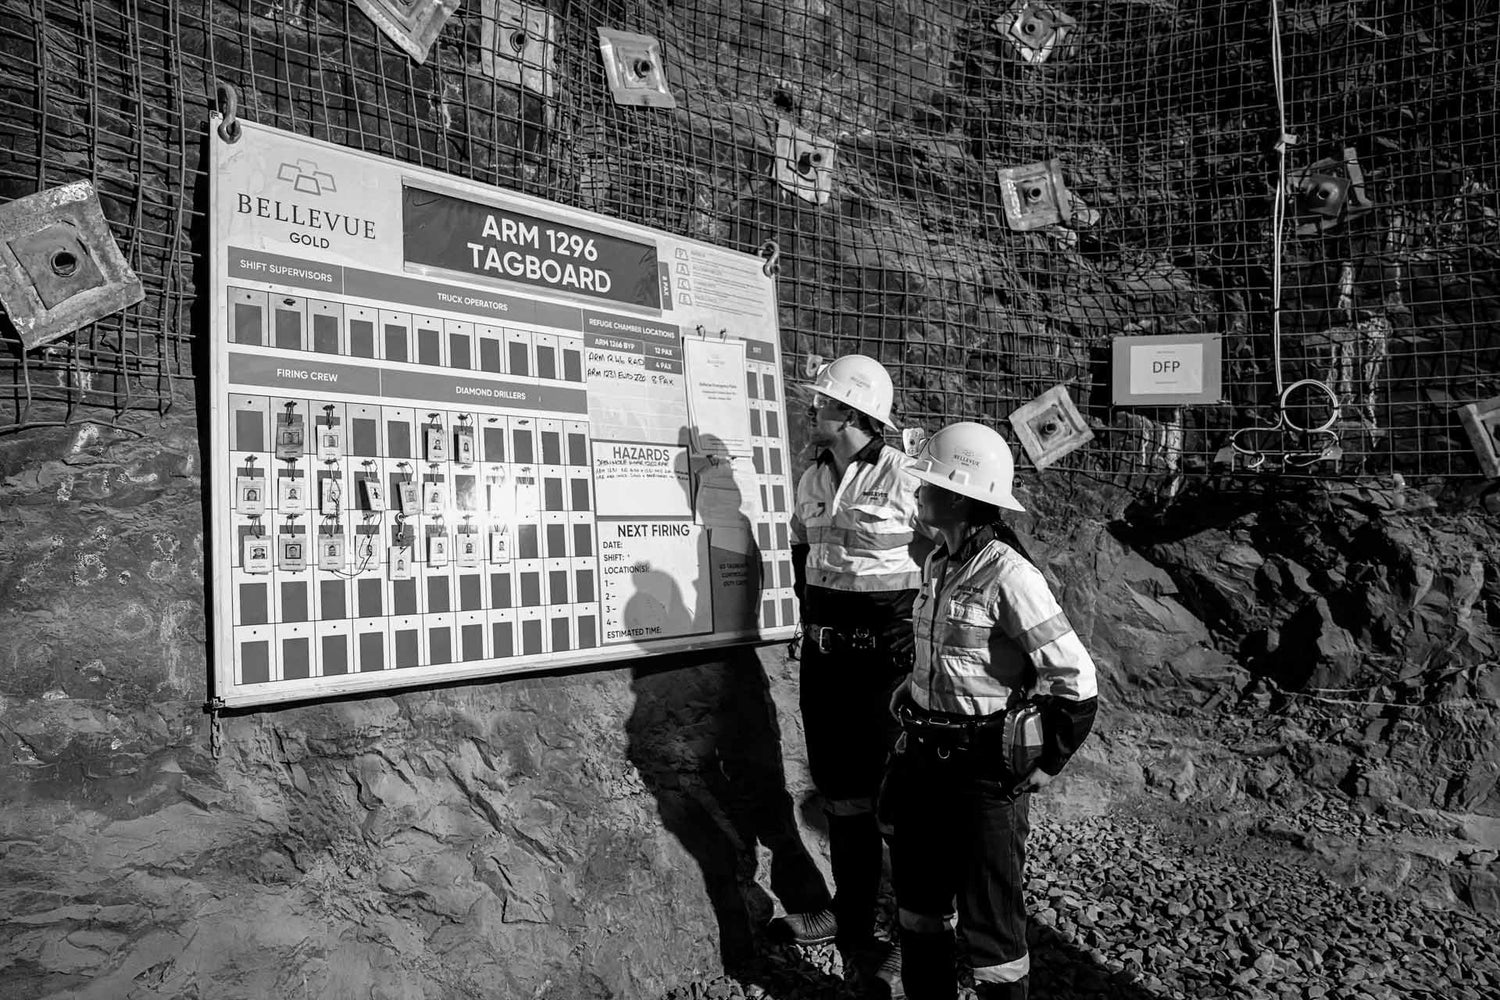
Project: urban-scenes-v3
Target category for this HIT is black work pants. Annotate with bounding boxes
[799,633,908,951]
[886,745,1031,1000]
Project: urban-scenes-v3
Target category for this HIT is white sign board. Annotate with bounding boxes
[1111,333,1222,406]
[209,119,796,707]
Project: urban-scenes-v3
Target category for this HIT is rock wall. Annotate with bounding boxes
[1,408,830,997]
[3,406,1497,997]
[1119,479,1500,818]
[0,401,1241,999]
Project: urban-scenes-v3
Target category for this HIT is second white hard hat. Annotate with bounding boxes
[908,421,1025,512]
[813,354,898,430]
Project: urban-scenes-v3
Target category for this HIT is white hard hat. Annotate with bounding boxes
[813,354,897,430]
[908,421,1025,512]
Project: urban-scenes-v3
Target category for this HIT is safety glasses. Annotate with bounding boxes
[807,393,847,419]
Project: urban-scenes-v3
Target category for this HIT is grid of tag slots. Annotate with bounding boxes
[226,395,603,685]
[742,360,799,628]
[227,287,587,379]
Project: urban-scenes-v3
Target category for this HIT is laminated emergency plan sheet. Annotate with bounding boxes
[209,119,796,707]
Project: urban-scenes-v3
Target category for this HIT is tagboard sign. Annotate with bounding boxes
[209,119,796,707]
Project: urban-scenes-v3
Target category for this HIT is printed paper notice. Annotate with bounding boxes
[1128,341,1205,395]
[693,455,762,534]
[673,245,775,323]
[683,337,753,458]
[708,527,761,633]
[593,442,692,517]
[599,520,711,643]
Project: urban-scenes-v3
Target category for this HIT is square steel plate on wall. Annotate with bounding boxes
[0,181,144,350]
[1009,385,1093,469]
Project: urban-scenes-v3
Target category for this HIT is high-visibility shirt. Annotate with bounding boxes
[911,524,1098,769]
[790,440,922,594]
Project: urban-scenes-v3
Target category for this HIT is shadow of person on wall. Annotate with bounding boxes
[623,429,836,991]
[626,644,837,982]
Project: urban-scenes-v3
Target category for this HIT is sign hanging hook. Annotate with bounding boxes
[759,239,781,277]
[215,80,242,144]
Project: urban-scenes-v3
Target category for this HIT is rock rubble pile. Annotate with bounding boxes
[663,810,1500,1000]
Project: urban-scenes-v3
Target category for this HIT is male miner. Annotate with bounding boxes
[775,354,928,985]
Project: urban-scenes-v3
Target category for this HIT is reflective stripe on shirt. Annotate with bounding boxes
[911,530,1098,716]
[808,566,922,592]
[804,525,916,551]
[791,442,922,594]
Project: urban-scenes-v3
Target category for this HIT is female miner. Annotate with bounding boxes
[884,421,1099,1000]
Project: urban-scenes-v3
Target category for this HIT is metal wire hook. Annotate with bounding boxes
[215,80,242,143]
[759,239,782,277]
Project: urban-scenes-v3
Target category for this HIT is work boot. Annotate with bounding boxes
[842,939,905,1000]
[769,907,838,945]
[873,939,905,999]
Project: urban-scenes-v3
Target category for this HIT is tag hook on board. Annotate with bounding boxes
[215,80,242,143]
[759,239,781,277]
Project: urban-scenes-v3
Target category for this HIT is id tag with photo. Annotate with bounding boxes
[490,529,511,564]
[398,481,420,511]
[279,535,308,572]
[455,425,475,465]
[320,476,343,514]
[390,545,414,580]
[423,482,448,515]
[353,533,380,569]
[317,425,344,461]
[424,426,448,462]
[428,533,449,568]
[318,534,347,571]
[243,536,272,573]
[274,414,305,460]
[237,477,267,515]
[362,479,386,512]
[456,531,480,567]
[278,477,307,514]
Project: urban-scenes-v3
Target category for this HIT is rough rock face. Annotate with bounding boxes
[1116,480,1500,818]
[9,408,1492,996]
[0,409,824,996]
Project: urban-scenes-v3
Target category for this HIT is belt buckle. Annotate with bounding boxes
[815,626,837,655]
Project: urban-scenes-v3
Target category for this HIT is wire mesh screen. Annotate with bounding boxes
[0,0,1496,479]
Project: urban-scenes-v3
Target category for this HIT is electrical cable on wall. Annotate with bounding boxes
[1227,0,1343,472]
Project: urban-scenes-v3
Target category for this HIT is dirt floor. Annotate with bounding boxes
[660,705,1500,1000]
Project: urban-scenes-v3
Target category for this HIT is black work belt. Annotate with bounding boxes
[801,622,880,654]
[895,702,1005,755]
